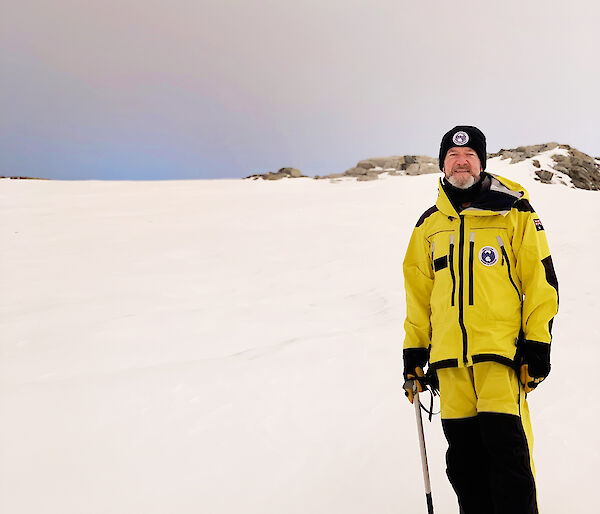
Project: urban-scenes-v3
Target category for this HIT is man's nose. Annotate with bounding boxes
[455,154,468,164]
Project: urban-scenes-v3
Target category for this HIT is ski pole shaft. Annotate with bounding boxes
[414,388,434,514]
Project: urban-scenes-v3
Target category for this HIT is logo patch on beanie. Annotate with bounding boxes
[452,131,469,146]
[479,246,499,266]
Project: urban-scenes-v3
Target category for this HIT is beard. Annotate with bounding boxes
[447,173,476,189]
[446,166,480,189]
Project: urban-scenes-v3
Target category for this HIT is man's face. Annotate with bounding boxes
[443,146,482,189]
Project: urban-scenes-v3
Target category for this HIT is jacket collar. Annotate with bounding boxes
[435,173,526,218]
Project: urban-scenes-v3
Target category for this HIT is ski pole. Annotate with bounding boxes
[413,384,434,514]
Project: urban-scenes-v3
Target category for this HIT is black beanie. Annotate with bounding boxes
[439,125,486,171]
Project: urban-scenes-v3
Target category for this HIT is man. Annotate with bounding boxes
[402,126,558,514]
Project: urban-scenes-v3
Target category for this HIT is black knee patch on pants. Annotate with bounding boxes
[478,412,538,514]
[442,417,494,514]
[443,413,538,514]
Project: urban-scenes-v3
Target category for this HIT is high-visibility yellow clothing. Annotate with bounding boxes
[438,362,538,513]
[403,173,558,369]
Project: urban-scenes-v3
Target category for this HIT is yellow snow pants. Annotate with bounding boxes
[437,362,538,514]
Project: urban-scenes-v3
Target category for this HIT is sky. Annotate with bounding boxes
[1,0,599,180]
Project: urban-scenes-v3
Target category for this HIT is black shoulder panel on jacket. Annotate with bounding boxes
[415,206,438,227]
[542,256,559,297]
[514,199,535,212]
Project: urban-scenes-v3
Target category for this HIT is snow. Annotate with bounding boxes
[1,159,598,513]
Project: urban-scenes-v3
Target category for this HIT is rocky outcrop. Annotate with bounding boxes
[247,156,440,181]
[488,142,562,164]
[244,143,600,190]
[0,176,49,180]
[314,155,438,181]
[550,147,600,190]
[488,143,600,190]
[245,167,307,180]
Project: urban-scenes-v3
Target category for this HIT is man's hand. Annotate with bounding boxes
[519,364,545,393]
[403,367,425,404]
[403,347,429,403]
[519,340,551,393]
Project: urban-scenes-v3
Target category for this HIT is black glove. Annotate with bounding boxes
[518,340,551,393]
[403,348,429,404]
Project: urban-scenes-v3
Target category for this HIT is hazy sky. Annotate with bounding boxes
[2,0,599,180]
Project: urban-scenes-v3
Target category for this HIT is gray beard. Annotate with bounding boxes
[447,174,476,189]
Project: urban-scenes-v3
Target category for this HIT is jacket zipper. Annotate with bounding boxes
[496,236,521,301]
[449,234,456,306]
[458,216,468,364]
[468,232,475,306]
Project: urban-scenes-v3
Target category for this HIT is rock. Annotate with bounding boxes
[380,156,402,167]
[486,143,599,191]
[265,172,285,180]
[383,157,406,169]
[550,149,600,190]
[501,151,520,162]
[552,164,569,174]
[419,162,439,174]
[399,155,437,170]
[245,167,306,180]
[356,160,378,169]
[535,169,554,183]
[488,143,560,163]
[0,176,49,180]
[403,163,419,175]
[244,173,265,180]
[357,173,378,181]
[343,167,369,177]
[277,167,303,178]
[405,162,438,175]
[316,154,440,181]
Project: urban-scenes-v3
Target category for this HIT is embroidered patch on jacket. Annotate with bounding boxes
[452,131,469,145]
[479,246,499,266]
[534,218,544,231]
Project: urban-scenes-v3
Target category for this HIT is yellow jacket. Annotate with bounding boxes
[403,173,558,369]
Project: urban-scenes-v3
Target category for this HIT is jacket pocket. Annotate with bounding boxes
[496,235,521,302]
[469,232,475,305]
[449,234,456,306]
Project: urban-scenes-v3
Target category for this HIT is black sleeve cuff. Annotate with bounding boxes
[403,348,429,380]
[519,339,551,378]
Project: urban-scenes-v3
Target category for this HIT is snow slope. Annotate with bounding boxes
[1,156,598,513]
